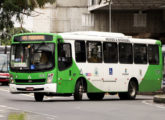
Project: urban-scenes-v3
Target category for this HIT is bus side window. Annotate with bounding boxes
[134,44,147,64]
[103,42,118,63]
[87,41,102,63]
[75,41,86,62]
[119,43,133,64]
[148,45,159,65]
[58,43,72,70]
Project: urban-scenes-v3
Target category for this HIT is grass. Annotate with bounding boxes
[8,112,26,120]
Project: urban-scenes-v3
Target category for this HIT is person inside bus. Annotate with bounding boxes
[40,51,53,68]
[40,51,49,64]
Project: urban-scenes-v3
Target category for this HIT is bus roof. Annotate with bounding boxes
[11,31,160,45]
[59,31,159,45]
[60,31,126,37]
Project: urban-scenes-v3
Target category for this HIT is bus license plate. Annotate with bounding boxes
[26,87,34,91]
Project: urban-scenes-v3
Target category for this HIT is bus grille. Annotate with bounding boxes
[15,79,46,84]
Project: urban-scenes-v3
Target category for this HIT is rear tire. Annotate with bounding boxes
[74,80,84,101]
[119,81,138,100]
[87,93,104,100]
[34,93,44,102]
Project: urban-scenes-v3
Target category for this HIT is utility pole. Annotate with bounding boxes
[109,0,113,32]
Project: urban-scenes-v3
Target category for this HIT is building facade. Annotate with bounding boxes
[33,0,90,33]
[33,0,165,42]
[88,0,165,38]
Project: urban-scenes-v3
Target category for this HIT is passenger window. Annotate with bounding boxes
[148,45,159,65]
[103,42,118,63]
[134,44,147,64]
[119,43,133,64]
[87,41,102,63]
[75,41,86,62]
[58,43,72,70]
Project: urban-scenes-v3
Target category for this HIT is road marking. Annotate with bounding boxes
[47,117,56,120]
[142,100,165,109]
[0,105,19,111]
[0,88,9,92]
[0,87,67,100]
[0,115,4,118]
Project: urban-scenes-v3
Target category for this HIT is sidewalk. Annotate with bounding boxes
[138,90,165,104]
[154,95,165,103]
[138,90,164,96]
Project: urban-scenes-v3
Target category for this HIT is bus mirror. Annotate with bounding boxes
[58,39,63,44]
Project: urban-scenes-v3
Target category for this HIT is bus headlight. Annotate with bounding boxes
[47,73,54,83]
[10,74,14,84]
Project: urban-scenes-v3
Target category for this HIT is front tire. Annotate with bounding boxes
[119,81,138,100]
[74,80,84,101]
[34,93,44,102]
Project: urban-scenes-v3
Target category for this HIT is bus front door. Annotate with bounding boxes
[57,43,73,93]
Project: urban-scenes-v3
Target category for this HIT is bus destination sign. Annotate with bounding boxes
[21,35,45,41]
[14,35,53,42]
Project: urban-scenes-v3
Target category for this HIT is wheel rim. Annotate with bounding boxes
[79,84,83,95]
[129,82,136,97]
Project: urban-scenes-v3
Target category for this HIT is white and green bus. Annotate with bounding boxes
[9,31,163,101]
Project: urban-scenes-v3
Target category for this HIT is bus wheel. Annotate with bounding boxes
[119,81,137,100]
[87,93,104,100]
[34,93,44,102]
[74,80,84,101]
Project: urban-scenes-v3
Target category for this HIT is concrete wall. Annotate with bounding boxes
[93,11,109,32]
[92,10,165,35]
[51,7,89,32]
[33,4,53,32]
[57,0,87,7]
[32,0,165,36]
[32,0,90,33]
[50,0,90,33]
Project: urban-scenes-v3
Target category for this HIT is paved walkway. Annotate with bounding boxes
[154,95,165,103]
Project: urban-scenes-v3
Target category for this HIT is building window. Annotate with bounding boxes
[148,45,159,65]
[75,41,86,62]
[103,42,118,63]
[88,0,101,6]
[87,41,102,63]
[133,12,147,27]
[134,44,147,64]
[119,43,133,64]
[82,13,94,27]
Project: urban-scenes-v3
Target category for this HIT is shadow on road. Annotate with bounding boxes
[9,96,153,103]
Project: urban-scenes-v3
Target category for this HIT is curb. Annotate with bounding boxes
[153,95,165,103]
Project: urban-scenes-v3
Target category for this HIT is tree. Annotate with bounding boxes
[0,0,55,45]
[1,27,30,45]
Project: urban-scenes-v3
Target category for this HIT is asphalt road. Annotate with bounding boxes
[0,86,165,120]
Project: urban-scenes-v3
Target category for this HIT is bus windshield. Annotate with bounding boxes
[10,43,55,72]
[0,54,8,72]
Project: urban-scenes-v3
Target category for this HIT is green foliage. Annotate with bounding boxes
[1,27,30,45]
[0,0,55,45]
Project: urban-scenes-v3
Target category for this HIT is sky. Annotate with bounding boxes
[14,16,33,31]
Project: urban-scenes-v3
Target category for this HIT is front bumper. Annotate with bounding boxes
[0,76,9,82]
[9,83,57,94]
[0,78,9,82]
